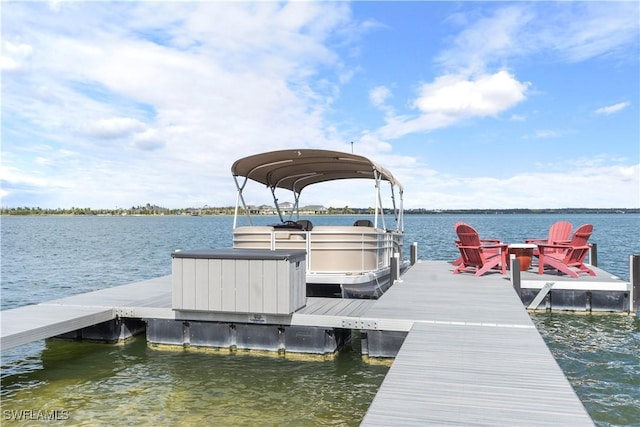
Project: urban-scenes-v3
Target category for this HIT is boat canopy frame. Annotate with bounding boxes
[231,149,404,231]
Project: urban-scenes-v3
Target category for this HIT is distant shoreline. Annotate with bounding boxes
[1,207,638,216]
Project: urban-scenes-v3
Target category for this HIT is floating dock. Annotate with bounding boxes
[2,255,638,425]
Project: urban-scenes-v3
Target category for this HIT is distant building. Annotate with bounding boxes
[258,204,276,215]
[278,202,294,214]
[301,205,327,214]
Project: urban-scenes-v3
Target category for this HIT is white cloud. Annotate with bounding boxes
[1,40,33,71]
[84,117,147,139]
[405,160,640,209]
[525,129,560,139]
[414,71,529,118]
[543,2,639,63]
[1,2,360,208]
[436,5,534,74]
[436,3,639,73]
[595,101,630,116]
[369,85,392,108]
[131,129,165,151]
[375,70,529,140]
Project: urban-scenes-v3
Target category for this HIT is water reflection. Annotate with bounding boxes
[532,313,640,426]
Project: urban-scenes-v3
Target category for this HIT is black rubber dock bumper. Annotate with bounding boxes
[146,319,349,355]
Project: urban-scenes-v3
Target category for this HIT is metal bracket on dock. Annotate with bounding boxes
[342,318,377,330]
[114,308,136,318]
[528,282,555,310]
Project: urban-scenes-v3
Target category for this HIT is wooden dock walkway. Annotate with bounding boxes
[0,261,603,425]
[360,260,594,426]
[0,277,172,350]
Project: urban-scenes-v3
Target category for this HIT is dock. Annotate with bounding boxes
[3,259,637,425]
[360,261,594,425]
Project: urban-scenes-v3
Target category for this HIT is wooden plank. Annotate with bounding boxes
[171,257,182,309]
[45,276,172,308]
[262,259,278,313]
[182,258,196,310]
[1,305,114,351]
[364,261,534,327]
[298,297,343,315]
[360,261,594,425]
[362,322,594,426]
[276,256,288,313]
[248,259,264,313]
[194,258,209,311]
[221,259,236,311]
[235,259,249,313]
[1,276,173,350]
[208,259,222,311]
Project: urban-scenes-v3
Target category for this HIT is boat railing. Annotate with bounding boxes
[233,225,402,275]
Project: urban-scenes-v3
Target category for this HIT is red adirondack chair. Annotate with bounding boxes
[525,221,572,257]
[452,221,501,266]
[537,224,595,278]
[453,223,508,276]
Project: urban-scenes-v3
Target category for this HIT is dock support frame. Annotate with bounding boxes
[632,254,640,313]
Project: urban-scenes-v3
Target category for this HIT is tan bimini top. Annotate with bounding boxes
[231,149,402,193]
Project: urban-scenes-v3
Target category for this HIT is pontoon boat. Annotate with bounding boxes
[231,149,407,298]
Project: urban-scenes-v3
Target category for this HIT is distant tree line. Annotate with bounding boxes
[404,208,640,214]
[1,205,638,216]
[0,204,234,216]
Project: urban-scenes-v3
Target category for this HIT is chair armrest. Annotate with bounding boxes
[537,242,571,250]
[458,243,507,250]
[551,240,571,245]
[537,243,591,253]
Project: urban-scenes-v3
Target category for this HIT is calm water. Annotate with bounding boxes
[1,214,639,426]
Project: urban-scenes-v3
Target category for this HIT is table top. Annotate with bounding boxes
[507,243,537,249]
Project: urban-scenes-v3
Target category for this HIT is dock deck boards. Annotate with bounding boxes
[0,304,114,350]
[366,261,534,327]
[360,261,594,426]
[1,276,172,351]
[361,322,593,426]
[1,260,613,425]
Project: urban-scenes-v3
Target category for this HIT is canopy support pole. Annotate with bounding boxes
[233,176,252,228]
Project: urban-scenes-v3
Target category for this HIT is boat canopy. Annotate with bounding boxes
[231,149,402,193]
[232,149,403,230]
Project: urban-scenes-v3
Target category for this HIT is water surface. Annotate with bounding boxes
[1,214,639,425]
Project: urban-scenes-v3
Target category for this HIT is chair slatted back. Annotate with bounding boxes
[455,223,485,266]
[549,221,572,244]
[562,224,593,266]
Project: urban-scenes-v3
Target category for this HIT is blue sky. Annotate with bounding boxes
[2,1,638,209]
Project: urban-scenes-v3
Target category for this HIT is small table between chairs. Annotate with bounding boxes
[507,243,537,271]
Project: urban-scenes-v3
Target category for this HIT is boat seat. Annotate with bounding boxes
[296,220,313,231]
[354,219,373,227]
[273,221,303,230]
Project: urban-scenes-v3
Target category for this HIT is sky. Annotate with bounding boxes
[2,1,639,210]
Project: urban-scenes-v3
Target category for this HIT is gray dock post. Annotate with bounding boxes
[510,257,521,298]
[391,253,400,284]
[410,242,418,265]
[631,254,640,313]
[590,243,598,267]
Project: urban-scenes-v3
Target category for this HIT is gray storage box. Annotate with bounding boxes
[171,249,306,314]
